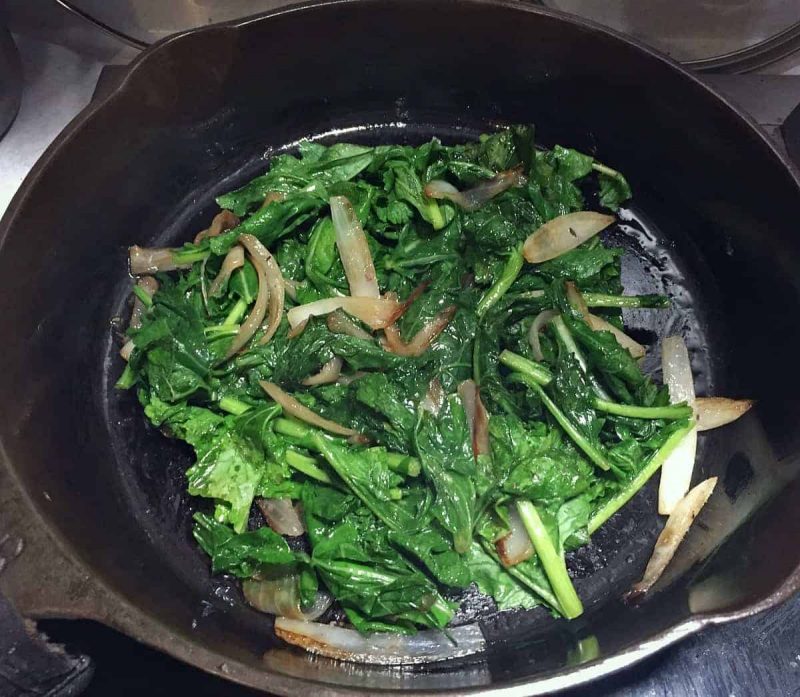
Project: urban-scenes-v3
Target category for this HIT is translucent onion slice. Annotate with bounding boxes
[257,498,305,537]
[424,165,526,211]
[528,309,559,361]
[330,196,380,298]
[119,339,135,362]
[586,314,646,359]
[458,379,490,458]
[523,212,616,264]
[274,618,486,665]
[302,358,343,387]
[381,306,456,357]
[194,209,240,244]
[261,191,287,209]
[658,336,697,515]
[224,235,270,358]
[235,235,284,347]
[129,245,191,275]
[626,477,717,602]
[326,309,372,340]
[695,397,754,432]
[260,381,359,437]
[420,377,444,416]
[283,278,299,302]
[496,506,534,567]
[244,577,331,621]
[128,276,159,331]
[287,296,402,331]
[209,245,245,297]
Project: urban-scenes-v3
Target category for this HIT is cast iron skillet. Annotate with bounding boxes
[1,1,800,694]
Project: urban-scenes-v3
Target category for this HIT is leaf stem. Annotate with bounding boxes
[516,500,584,619]
[593,399,692,420]
[476,247,524,317]
[582,293,669,309]
[224,298,248,326]
[219,396,251,415]
[499,350,553,385]
[285,449,333,484]
[588,421,694,534]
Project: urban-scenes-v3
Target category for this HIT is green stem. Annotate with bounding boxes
[588,421,694,534]
[383,452,421,477]
[273,418,318,450]
[115,363,136,389]
[479,540,561,610]
[224,298,249,326]
[285,449,332,484]
[552,315,612,401]
[386,254,458,270]
[499,349,553,386]
[205,325,240,339]
[425,199,446,230]
[593,399,692,420]
[517,376,611,471]
[172,248,210,266]
[516,500,584,620]
[132,285,154,308]
[389,488,403,500]
[476,247,524,317]
[591,161,625,182]
[218,396,251,415]
[582,293,670,309]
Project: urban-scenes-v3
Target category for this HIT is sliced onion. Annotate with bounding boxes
[287,318,308,339]
[336,371,367,386]
[565,281,590,317]
[260,381,359,437]
[586,314,646,359]
[528,309,559,361]
[496,506,534,567]
[261,191,287,209]
[330,196,380,298]
[283,278,299,301]
[302,358,343,387]
[288,295,402,331]
[523,212,616,264]
[695,397,754,432]
[274,618,485,665]
[209,245,245,297]
[244,577,331,621]
[120,339,135,361]
[129,245,191,275]
[424,165,526,212]
[128,276,159,331]
[381,306,456,357]
[458,379,490,458]
[194,209,240,244]
[326,310,372,340]
[658,336,697,515]
[257,498,305,537]
[224,235,269,358]
[626,477,717,602]
[235,236,284,346]
[420,377,444,416]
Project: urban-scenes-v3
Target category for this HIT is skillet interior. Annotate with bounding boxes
[1,1,800,692]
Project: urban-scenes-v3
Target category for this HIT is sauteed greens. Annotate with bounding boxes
[117,126,750,660]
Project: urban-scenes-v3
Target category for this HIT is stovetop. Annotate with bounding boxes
[3,6,800,697]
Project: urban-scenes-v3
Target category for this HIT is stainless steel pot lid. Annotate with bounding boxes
[59,0,800,72]
[542,0,800,71]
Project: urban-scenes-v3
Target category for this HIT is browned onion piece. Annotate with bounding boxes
[496,506,534,567]
[287,296,403,331]
[224,235,270,358]
[128,276,159,331]
[119,339,135,362]
[420,377,444,416]
[565,281,590,318]
[260,381,359,437]
[260,191,287,209]
[458,379,490,458]
[523,212,616,264]
[336,371,367,386]
[424,165,526,212]
[129,245,190,275]
[528,309,559,361]
[235,233,284,347]
[209,245,245,297]
[330,195,380,298]
[283,278,299,302]
[257,498,305,536]
[302,358,343,387]
[695,397,754,432]
[287,319,308,339]
[244,577,331,621]
[193,209,240,244]
[326,310,372,340]
[626,477,717,603]
[586,314,646,359]
[381,305,456,357]
[274,618,485,665]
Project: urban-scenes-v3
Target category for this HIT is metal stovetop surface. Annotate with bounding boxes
[3,3,800,696]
